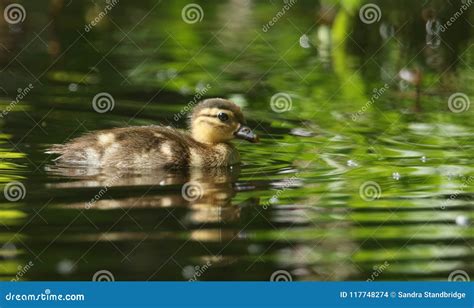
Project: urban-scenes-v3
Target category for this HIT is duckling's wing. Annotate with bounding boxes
[46,126,194,168]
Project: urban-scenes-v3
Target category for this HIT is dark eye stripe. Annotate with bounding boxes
[199,113,233,119]
[199,114,218,118]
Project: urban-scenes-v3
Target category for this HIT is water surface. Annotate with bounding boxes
[0,0,472,281]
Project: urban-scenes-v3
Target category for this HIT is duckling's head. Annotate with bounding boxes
[190,98,258,144]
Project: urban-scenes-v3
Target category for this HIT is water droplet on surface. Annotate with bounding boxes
[290,128,314,137]
[179,87,191,95]
[68,83,78,92]
[392,172,401,180]
[57,259,75,275]
[299,34,311,49]
[2,242,17,259]
[182,265,196,279]
[227,94,247,107]
[347,160,359,167]
[420,156,426,163]
[455,215,469,226]
[195,81,206,92]
[247,244,263,254]
[379,22,395,40]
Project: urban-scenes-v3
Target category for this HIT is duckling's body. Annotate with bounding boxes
[47,99,258,168]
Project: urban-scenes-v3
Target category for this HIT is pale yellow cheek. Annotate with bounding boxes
[98,133,115,146]
[192,119,236,143]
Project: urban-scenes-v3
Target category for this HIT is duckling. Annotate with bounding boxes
[46,98,258,168]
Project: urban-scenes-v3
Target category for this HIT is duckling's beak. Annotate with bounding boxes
[234,125,259,143]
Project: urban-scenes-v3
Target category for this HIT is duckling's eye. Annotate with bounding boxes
[217,112,229,122]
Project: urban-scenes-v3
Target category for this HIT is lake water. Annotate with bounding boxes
[0,0,472,281]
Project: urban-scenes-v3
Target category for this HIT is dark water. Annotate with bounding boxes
[0,0,473,281]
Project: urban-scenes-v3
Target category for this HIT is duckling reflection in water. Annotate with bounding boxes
[46,165,256,224]
[46,98,258,168]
